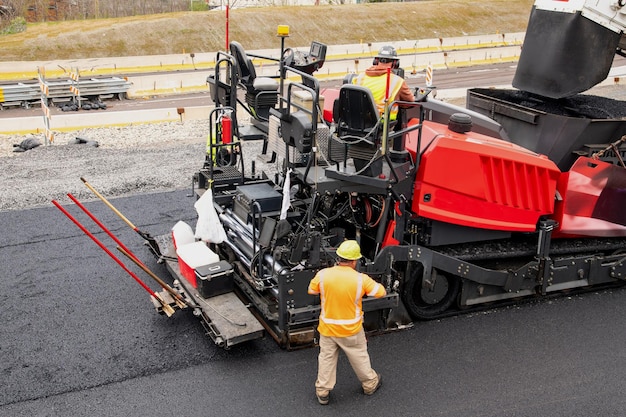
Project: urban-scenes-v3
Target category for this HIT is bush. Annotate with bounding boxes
[191,1,210,11]
[1,17,26,35]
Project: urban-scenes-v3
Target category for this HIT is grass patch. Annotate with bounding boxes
[0,0,533,61]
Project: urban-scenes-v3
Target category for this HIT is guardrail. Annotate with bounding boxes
[0,76,132,109]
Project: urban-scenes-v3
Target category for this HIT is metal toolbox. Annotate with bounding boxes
[194,260,234,298]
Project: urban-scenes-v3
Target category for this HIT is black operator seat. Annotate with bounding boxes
[229,41,279,121]
[333,84,383,146]
[332,83,404,177]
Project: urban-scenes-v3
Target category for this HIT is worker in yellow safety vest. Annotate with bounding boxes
[352,45,415,120]
[308,240,387,405]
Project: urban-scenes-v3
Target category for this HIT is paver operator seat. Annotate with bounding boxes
[332,84,391,175]
[229,41,279,122]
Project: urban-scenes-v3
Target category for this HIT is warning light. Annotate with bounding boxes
[277,25,290,37]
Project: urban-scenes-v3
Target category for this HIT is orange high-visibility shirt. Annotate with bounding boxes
[308,265,387,337]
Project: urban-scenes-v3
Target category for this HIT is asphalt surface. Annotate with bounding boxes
[1,189,626,417]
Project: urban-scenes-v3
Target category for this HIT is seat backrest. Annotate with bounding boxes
[229,41,257,88]
[333,84,381,138]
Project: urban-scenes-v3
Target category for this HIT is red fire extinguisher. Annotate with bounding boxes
[221,112,232,144]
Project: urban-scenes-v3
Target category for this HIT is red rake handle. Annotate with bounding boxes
[67,193,186,306]
[52,199,158,299]
[385,67,391,101]
[67,193,140,263]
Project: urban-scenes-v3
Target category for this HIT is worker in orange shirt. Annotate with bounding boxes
[352,45,415,120]
[308,240,387,405]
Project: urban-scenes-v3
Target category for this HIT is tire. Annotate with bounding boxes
[401,263,460,320]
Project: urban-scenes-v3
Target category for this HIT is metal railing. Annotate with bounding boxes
[0,76,132,109]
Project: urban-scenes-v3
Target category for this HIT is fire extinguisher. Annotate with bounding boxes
[221,111,232,144]
[215,109,236,166]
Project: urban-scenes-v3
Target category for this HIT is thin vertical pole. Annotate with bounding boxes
[225,1,230,51]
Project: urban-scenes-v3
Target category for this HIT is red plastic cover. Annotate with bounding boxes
[408,122,561,232]
[554,156,626,237]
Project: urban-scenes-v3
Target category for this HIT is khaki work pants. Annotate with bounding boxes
[315,329,379,396]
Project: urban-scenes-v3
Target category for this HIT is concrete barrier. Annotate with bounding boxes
[1,32,623,135]
[0,33,525,80]
[125,44,525,98]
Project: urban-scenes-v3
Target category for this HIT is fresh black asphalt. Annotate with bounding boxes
[1,190,625,416]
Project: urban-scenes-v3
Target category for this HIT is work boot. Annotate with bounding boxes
[364,373,382,395]
[316,392,330,405]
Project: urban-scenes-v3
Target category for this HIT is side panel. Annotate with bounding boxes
[554,156,626,237]
[410,130,560,232]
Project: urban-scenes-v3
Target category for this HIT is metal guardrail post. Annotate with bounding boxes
[70,67,81,107]
[37,67,54,145]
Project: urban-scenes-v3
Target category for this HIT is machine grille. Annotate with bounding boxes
[480,156,554,213]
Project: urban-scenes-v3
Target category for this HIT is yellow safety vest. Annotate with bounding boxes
[353,72,404,120]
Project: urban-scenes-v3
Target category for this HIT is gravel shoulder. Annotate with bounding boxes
[0,120,210,212]
[1,84,624,213]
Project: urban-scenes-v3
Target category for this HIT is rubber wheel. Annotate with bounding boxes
[402,264,460,320]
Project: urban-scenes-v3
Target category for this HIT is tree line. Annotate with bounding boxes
[0,0,213,23]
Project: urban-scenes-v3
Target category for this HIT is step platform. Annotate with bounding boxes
[153,234,264,349]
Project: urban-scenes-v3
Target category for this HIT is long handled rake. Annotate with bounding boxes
[52,199,176,317]
[66,193,189,310]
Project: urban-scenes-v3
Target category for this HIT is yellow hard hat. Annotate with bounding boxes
[336,240,362,260]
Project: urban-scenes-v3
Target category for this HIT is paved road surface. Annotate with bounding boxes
[1,190,626,416]
[0,61,514,119]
